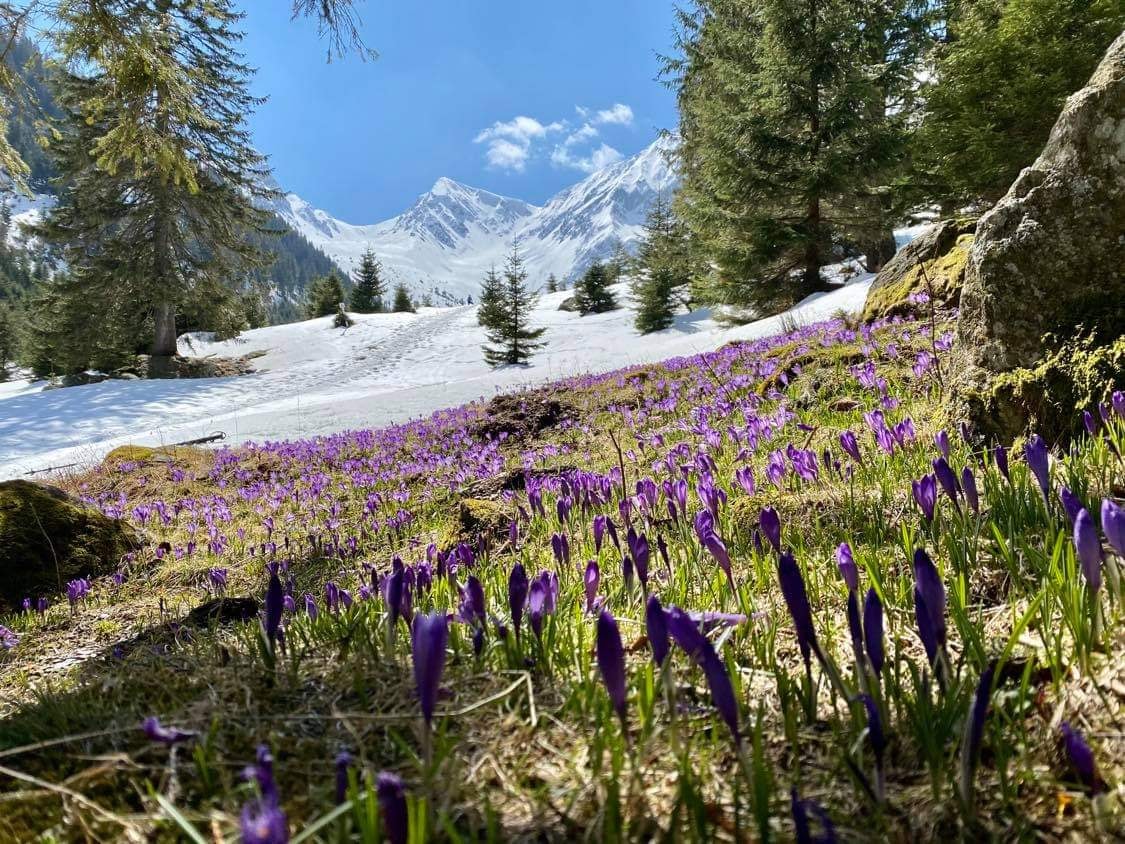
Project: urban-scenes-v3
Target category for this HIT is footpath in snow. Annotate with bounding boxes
[0,277,876,479]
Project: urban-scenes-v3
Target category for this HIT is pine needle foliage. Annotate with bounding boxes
[350,248,386,313]
[481,250,546,367]
[36,0,274,362]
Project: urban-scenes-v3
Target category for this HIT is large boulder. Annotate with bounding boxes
[0,480,139,609]
[861,219,976,321]
[953,32,1125,440]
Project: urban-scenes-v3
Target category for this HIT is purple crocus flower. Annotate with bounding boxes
[302,593,318,620]
[912,474,938,522]
[912,549,946,669]
[1074,509,1102,592]
[0,625,17,650]
[994,445,1010,482]
[142,716,196,745]
[1024,435,1050,503]
[508,563,529,641]
[932,457,960,508]
[240,800,288,844]
[550,533,570,568]
[839,430,861,462]
[935,430,950,460]
[859,693,886,800]
[791,788,835,844]
[760,506,781,552]
[665,607,740,743]
[376,772,409,844]
[958,663,996,809]
[264,572,284,652]
[961,467,979,515]
[411,612,449,726]
[627,529,651,591]
[593,515,607,553]
[1083,410,1098,436]
[334,751,352,805]
[863,588,884,675]
[777,552,821,670]
[1114,390,1125,418]
[1059,487,1083,526]
[596,610,628,730]
[1101,499,1125,557]
[836,543,858,592]
[700,530,734,591]
[528,577,548,641]
[1060,722,1104,795]
[584,560,600,614]
[645,594,669,668]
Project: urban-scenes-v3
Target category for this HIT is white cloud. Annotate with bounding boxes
[564,123,599,147]
[551,142,624,174]
[593,103,634,126]
[473,116,564,172]
[475,103,633,173]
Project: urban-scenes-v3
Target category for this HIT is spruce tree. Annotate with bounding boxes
[392,282,414,313]
[632,199,693,334]
[306,274,345,319]
[38,0,273,364]
[574,261,618,315]
[0,302,11,380]
[545,273,559,294]
[350,248,386,312]
[477,266,505,327]
[668,0,919,313]
[482,250,546,367]
[915,0,1125,209]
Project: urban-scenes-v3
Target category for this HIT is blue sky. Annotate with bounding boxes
[239,1,681,222]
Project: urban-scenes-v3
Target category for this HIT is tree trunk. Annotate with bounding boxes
[862,229,898,273]
[151,301,177,357]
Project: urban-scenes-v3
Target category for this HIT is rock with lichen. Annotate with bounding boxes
[0,480,139,609]
[953,32,1125,441]
[861,219,976,321]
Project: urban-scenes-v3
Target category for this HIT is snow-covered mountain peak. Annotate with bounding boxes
[270,136,679,302]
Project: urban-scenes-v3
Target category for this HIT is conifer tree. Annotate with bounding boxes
[306,274,345,319]
[574,261,618,315]
[481,250,546,367]
[915,0,1125,209]
[604,240,633,284]
[350,248,386,312]
[38,0,273,364]
[668,0,918,313]
[477,266,505,327]
[632,199,693,334]
[392,282,414,313]
[545,273,559,294]
[0,302,11,380]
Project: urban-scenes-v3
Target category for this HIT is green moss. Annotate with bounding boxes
[103,444,205,465]
[862,234,973,321]
[441,497,509,550]
[0,480,138,609]
[981,333,1125,442]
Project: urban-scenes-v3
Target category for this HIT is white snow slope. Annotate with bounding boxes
[0,274,878,480]
[266,137,678,302]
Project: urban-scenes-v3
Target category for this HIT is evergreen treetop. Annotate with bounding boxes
[481,250,545,367]
[350,248,386,313]
[574,261,618,315]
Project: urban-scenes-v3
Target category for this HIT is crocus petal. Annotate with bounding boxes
[376,772,409,844]
[1101,499,1125,557]
[1060,722,1104,795]
[595,610,628,728]
[760,506,782,552]
[1074,508,1103,592]
[411,612,449,726]
[863,588,884,675]
[645,594,669,667]
[836,542,858,592]
[777,552,820,668]
[1024,435,1050,503]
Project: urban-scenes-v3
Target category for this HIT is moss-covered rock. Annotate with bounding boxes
[959,334,1125,442]
[862,219,976,321]
[953,34,1125,440]
[0,480,139,609]
[103,444,205,466]
[441,497,509,551]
